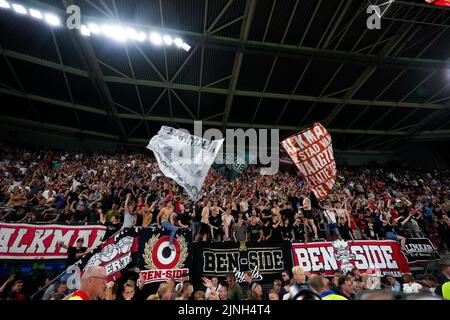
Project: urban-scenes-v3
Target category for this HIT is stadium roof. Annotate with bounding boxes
[0,0,449,153]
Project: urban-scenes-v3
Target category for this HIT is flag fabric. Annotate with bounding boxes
[281,123,336,199]
[213,151,257,180]
[147,126,224,202]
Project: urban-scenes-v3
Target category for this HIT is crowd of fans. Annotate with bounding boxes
[1,144,449,250]
[1,262,449,300]
[0,143,450,300]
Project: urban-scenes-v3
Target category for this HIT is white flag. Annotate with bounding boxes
[147,126,224,202]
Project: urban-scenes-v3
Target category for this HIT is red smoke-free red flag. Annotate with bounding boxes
[282,123,336,199]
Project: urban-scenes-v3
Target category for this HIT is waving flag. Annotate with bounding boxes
[147,126,224,201]
[282,123,336,199]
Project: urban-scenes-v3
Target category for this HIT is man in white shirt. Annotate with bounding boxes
[323,206,340,241]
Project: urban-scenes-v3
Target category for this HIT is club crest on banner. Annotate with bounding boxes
[141,234,190,284]
[83,236,135,273]
[332,240,356,274]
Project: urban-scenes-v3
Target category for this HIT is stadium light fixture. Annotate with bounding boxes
[150,32,162,46]
[29,8,43,19]
[163,35,173,46]
[88,23,101,34]
[0,1,191,51]
[80,24,90,37]
[0,0,11,9]
[101,24,114,37]
[12,3,26,14]
[181,42,191,52]
[173,37,183,48]
[126,27,138,40]
[137,31,146,42]
[44,13,60,26]
[102,25,127,42]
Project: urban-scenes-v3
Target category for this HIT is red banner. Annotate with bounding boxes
[282,123,336,199]
[0,223,106,260]
[426,0,450,8]
[292,240,410,278]
[279,146,294,168]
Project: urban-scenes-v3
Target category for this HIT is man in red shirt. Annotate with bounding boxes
[66,266,107,300]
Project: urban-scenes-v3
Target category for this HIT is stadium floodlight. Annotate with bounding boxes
[44,13,61,26]
[101,24,114,37]
[163,35,173,46]
[126,27,138,40]
[181,42,191,52]
[112,25,127,42]
[12,3,27,14]
[150,32,162,45]
[173,37,183,48]
[0,0,11,9]
[80,25,90,37]
[88,23,101,34]
[102,25,127,42]
[29,8,43,19]
[137,32,146,42]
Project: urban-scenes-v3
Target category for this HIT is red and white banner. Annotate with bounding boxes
[282,123,336,199]
[279,146,294,168]
[292,240,410,278]
[0,223,106,260]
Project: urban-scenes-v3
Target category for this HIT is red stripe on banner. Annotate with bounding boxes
[292,240,410,277]
[0,223,106,260]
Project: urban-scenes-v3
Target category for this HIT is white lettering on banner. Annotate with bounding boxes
[369,245,386,269]
[282,123,336,200]
[234,266,263,283]
[308,247,321,270]
[294,247,337,272]
[404,244,434,254]
[76,230,93,246]
[25,229,54,254]
[0,224,107,259]
[303,130,317,145]
[104,254,131,275]
[203,250,284,273]
[10,228,28,253]
[93,230,106,248]
[47,230,75,254]
[381,245,398,269]
[141,269,190,284]
[364,245,376,268]
[294,248,312,271]
[352,246,369,270]
[322,246,338,270]
[0,228,15,253]
[293,242,407,274]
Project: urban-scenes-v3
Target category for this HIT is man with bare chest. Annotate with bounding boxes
[157,201,177,251]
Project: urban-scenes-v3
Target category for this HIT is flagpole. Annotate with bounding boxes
[30,227,125,300]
